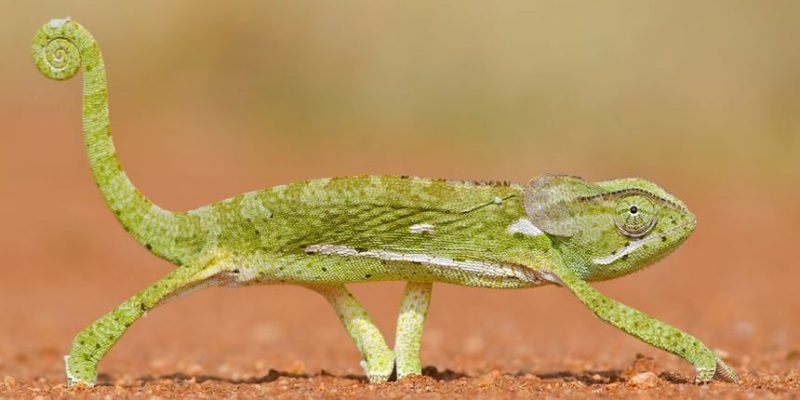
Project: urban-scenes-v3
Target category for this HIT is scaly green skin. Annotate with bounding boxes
[32,18,738,388]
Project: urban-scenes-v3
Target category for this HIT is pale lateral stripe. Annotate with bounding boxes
[304,244,557,284]
[593,239,648,265]
[507,218,544,237]
[409,223,435,234]
[592,221,692,265]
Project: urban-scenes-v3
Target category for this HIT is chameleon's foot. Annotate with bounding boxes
[395,353,422,380]
[694,357,739,384]
[396,365,422,380]
[714,359,740,384]
[694,365,715,384]
[360,350,395,384]
[64,355,98,388]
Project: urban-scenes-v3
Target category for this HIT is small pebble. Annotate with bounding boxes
[627,371,659,389]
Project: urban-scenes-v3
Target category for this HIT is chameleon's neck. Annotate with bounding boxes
[33,19,204,263]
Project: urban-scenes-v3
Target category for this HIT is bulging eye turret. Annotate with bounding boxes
[614,195,657,238]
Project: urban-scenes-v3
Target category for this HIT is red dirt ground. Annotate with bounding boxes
[1,116,799,399]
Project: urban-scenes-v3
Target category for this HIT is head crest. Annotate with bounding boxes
[523,174,601,237]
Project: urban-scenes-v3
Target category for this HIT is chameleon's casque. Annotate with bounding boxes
[32,18,738,388]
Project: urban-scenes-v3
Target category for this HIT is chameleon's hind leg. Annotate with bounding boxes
[394,281,432,379]
[309,284,394,383]
[65,263,224,387]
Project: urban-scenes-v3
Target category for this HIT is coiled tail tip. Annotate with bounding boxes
[32,17,84,81]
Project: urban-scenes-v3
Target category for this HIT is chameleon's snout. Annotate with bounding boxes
[681,208,698,238]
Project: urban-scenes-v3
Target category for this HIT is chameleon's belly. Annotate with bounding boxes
[233,249,556,289]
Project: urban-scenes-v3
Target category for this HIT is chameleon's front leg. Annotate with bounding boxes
[553,266,739,384]
[309,284,394,383]
[65,265,218,387]
[394,281,432,379]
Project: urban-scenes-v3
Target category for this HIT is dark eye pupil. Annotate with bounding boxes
[629,206,638,214]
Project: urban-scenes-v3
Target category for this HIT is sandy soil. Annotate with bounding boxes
[1,117,799,399]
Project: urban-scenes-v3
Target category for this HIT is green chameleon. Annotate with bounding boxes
[32,18,738,387]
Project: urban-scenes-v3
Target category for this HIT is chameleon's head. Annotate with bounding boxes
[524,174,696,281]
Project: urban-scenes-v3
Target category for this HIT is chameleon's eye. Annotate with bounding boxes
[614,195,657,238]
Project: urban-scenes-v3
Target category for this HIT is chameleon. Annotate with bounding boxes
[32,18,739,388]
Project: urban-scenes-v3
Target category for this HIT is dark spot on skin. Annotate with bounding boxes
[254,228,260,235]
[233,269,240,274]
[610,250,617,255]
[411,261,422,265]
[621,255,629,261]
[399,175,410,179]
[322,267,327,272]
[661,236,668,242]
[279,267,285,271]
[354,247,367,252]
[365,274,372,278]
[144,244,152,250]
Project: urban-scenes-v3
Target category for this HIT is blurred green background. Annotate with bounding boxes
[3,1,799,192]
[1,1,799,385]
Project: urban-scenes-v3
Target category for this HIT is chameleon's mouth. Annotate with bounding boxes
[593,219,695,266]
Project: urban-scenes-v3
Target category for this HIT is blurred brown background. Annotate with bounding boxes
[1,1,799,396]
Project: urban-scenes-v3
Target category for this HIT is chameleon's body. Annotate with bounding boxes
[32,18,738,387]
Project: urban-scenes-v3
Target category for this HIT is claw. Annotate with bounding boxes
[64,355,96,388]
[694,358,739,384]
[694,366,716,384]
[715,359,740,384]
[360,357,394,384]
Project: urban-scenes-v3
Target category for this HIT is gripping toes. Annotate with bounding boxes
[694,357,739,384]
[360,349,395,384]
[714,359,740,384]
[694,364,716,384]
[65,355,97,388]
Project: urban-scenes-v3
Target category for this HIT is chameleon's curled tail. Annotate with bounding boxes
[32,18,205,264]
